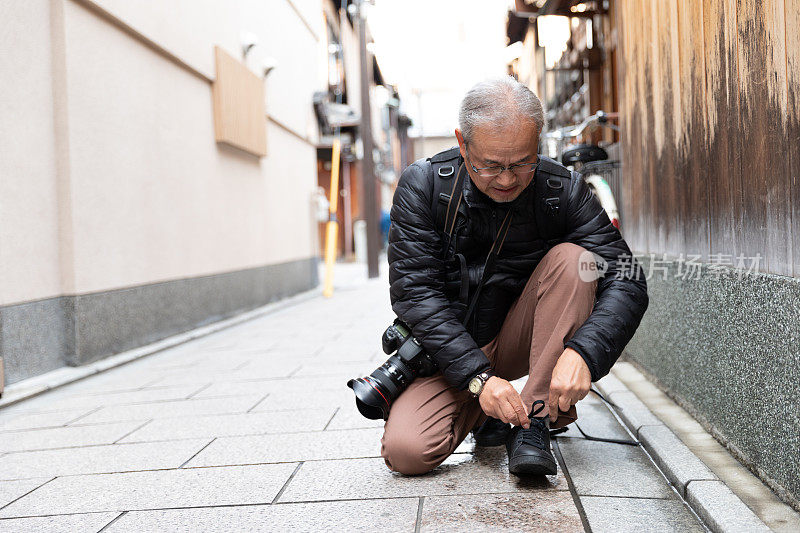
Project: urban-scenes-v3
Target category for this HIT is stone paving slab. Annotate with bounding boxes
[0,439,209,480]
[146,351,258,370]
[43,369,163,393]
[556,398,631,441]
[190,375,345,399]
[119,409,336,442]
[324,406,385,430]
[3,384,208,414]
[142,364,300,387]
[292,361,373,378]
[0,512,119,533]
[0,421,144,453]
[221,358,320,377]
[249,344,328,359]
[41,378,158,398]
[185,428,383,467]
[314,345,382,363]
[278,454,567,503]
[72,394,266,425]
[138,363,302,387]
[580,495,705,532]
[251,388,354,411]
[0,409,96,432]
[420,492,583,532]
[556,438,675,499]
[105,499,419,532]
[0,464,297,517]
[141,359,249,375]
[0,479,51,507]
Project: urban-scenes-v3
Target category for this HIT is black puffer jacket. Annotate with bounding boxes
[388,148,649,390]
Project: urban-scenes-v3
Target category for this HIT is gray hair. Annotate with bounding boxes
[458,76,546,144]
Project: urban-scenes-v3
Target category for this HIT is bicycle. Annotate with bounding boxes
[541,111,622,229]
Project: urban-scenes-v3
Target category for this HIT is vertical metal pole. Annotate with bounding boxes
[357,0,380,278]
[322,139,341,298]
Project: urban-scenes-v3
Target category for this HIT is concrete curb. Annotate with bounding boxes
[686,480,772,532]
[0,287,322,410]
[596,374,769,533]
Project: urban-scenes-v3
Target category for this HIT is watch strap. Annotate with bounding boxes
[469,370,494,397]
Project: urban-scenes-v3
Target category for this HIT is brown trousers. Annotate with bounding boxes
[381,243,598,475]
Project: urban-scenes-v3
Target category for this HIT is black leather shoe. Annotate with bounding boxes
[472,416,511,447]
[506,400,557,476]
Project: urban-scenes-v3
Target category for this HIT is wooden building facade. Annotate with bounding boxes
[507,0,800,510]
[617,0,800,277]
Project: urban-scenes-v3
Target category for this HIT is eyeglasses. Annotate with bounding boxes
[466,147,539,178]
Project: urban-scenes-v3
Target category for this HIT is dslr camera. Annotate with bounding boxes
[347,319,436,420]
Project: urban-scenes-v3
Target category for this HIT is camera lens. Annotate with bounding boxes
[347,355,414,420]
[348,320,436,421]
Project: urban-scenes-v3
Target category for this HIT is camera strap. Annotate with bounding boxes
[432,157,514,328]
[439,162,467,260]
[461,209,513,328]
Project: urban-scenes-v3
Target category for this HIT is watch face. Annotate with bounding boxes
[468,378,481,395]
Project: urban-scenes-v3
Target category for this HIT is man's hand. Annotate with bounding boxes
[548,347,592,423]
[478,376,530,428]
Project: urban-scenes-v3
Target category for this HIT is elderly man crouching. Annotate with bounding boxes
[380,76,648,476]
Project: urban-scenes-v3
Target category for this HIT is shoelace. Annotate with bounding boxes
[547,388,639,447]
[516,399,548,450]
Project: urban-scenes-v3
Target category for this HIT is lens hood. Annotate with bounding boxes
[347,377,390,420]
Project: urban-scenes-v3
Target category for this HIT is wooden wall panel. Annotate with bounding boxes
[787,0,800,276]
[632,0,649,254]
[657,0,683,255]
[617,0,633,248]
[703,0,741,262]
[638,0,656,253]
[644,1,662,254]
[677,0,710,258]
[618,0,647,253]
[212,46,267,157]
[735,0,790,274]
[617,0,795,277]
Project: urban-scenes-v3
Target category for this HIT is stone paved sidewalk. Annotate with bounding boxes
[0,262,707,532]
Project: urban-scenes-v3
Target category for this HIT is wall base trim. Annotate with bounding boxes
[0,285,321,409]
[0,257,319,385]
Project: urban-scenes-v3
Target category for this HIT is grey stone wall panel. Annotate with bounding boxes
[626,256,800,505]
[0,257,318,385]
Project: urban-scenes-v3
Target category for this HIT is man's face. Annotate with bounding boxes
[455,122,540,203]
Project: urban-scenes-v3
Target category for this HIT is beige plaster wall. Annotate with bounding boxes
[0,1,63,305]
[0,0,323,305]
[89,0,323,142]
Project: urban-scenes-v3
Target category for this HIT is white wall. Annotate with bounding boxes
[0,0,323,304]
[0,0,63,305]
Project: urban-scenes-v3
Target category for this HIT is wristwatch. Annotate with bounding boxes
[468,371,493,398]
